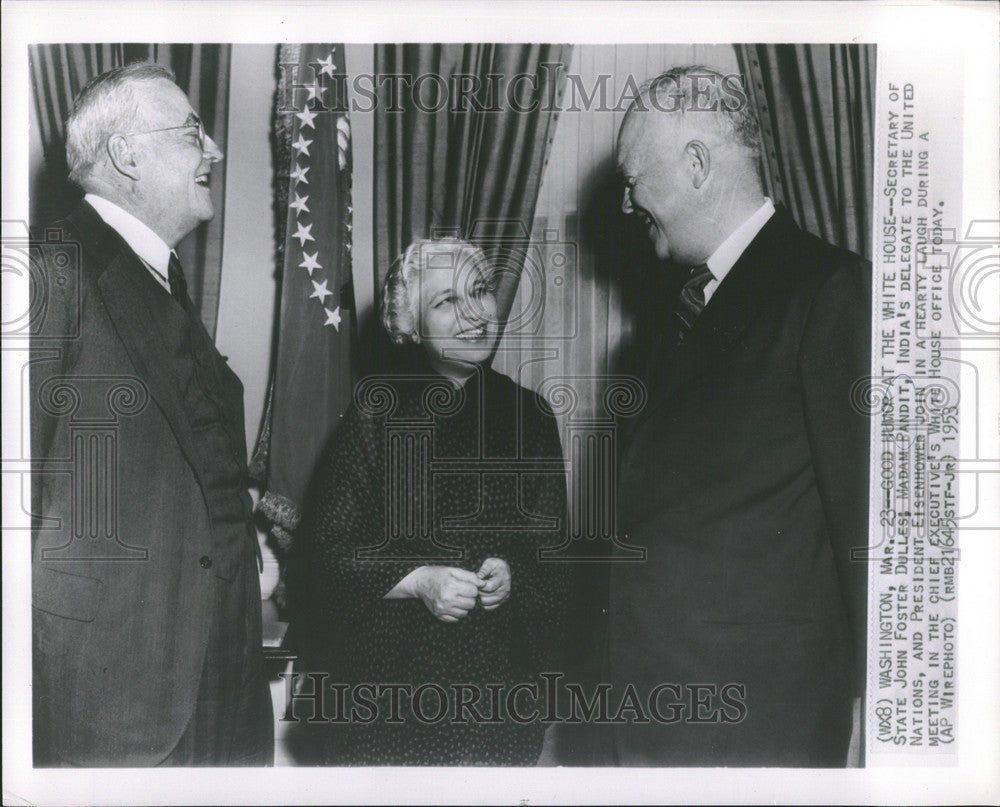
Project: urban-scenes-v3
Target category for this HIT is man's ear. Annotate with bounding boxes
[685,140,711,189]
[106,134,140,182]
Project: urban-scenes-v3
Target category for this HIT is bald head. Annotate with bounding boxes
[624,66,762,155]
[617,66,766,265]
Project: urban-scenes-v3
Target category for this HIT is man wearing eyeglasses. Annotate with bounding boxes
[31,62,273,766]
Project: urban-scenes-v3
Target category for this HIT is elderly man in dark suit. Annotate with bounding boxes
[608,66,871,766]
[31,62,273,766]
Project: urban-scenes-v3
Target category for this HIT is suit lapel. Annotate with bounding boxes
[72,202,207,489]
[632,208,795,427]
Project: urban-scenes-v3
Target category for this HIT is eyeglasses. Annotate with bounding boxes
[123,117,207,151]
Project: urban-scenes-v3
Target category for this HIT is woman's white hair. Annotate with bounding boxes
[380,237,492,344]
[64,61,176,187]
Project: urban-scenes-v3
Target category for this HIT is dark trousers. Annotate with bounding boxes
[161,555,274,766]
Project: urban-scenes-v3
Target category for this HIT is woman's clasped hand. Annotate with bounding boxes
[396,557,512,622]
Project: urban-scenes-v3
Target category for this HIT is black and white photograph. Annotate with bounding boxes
[3,1,998,804]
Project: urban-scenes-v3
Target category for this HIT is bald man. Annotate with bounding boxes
[607,66,871,766]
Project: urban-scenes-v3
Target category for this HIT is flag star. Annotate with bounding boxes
[306,83,323,102]
[324,306,342,330]
[310,279,332,303]
[346,222,352,232]
[290,164,310,185]
[290,193,310,214]
[295,107,319,129]
[316,53,336,77]
[292,134,313,157]
[299,252,321,275]
[292,221,314,246]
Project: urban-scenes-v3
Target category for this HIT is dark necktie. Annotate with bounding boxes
[168,252,188,305]
[674,262,714,344]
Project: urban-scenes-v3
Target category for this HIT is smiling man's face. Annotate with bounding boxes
[130,78,223,246]
[617,110,696,264]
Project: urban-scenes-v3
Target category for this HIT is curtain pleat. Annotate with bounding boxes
[373,43,573,333]
[737,44,875,258]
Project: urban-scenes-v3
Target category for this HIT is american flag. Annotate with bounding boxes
[252,43,356,580]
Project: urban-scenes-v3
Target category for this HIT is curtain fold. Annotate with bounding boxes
[373,43,573,345]
[28,43,231,335]
[736,44,875,258]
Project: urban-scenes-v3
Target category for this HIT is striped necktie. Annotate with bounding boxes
[674,262,713,344]
[168,252,188,305]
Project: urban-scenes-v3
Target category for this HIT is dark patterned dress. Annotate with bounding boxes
[288,364,570,765]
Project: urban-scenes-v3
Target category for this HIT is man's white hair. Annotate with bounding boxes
[64,61,176,187]
[630,65,762,156]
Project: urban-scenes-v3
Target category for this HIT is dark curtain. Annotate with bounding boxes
[373,43,573,345]
[28,43,231,335]
[736,44,875,258]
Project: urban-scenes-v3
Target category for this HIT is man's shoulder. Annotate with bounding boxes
[30,210,87,270]
[804,229,870,305]
[33,198,93,240]
[764,206,867,265]
[797,222,869,273]
[33,200,129,277]
[763,209,871,300]
[28,202,141,346]
[482,367,553,416]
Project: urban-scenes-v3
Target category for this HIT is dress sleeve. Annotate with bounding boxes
[287,403,426,659]
[509,393,573,678]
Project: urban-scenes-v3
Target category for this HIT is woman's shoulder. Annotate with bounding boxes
[483,367,556,420]
[350,372,439,419]
[308,381,402,473]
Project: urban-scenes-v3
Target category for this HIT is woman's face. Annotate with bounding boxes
[415,246,498,375]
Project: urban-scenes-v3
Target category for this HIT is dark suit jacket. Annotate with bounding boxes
[31,201,262,765]
[609,207,871,766]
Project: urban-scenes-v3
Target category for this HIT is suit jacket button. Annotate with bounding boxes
[199,555,213,569]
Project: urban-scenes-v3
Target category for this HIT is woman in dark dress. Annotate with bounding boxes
[288,238,570,765]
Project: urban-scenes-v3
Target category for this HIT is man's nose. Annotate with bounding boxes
[202,134,224,163]
[621,187,634,215]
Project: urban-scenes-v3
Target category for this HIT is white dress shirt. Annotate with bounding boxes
[702,197,776,305]
[84,193,175,293]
